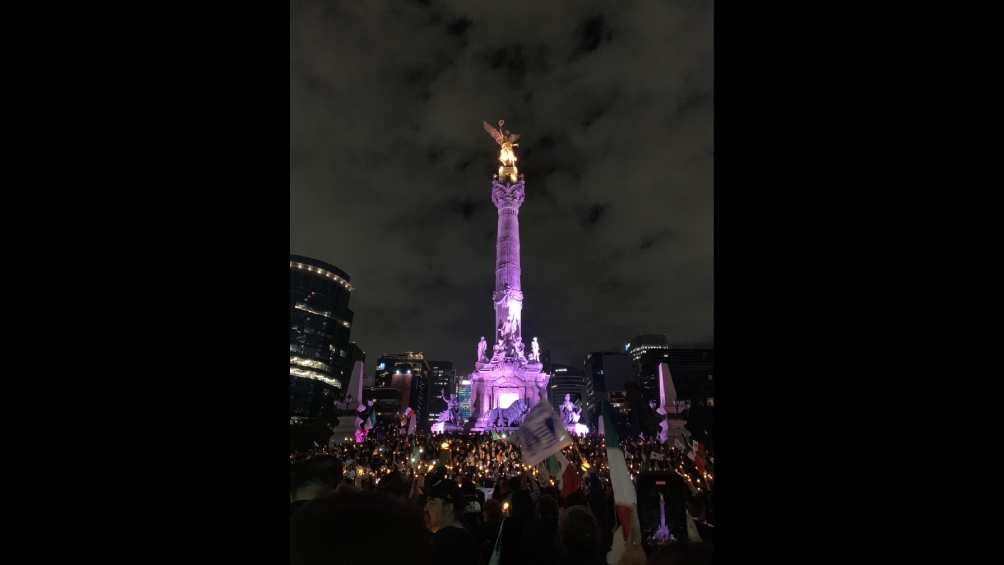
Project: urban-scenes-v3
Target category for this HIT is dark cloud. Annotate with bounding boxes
[484,45,528,85]
[580,203,608,228]
[574,15,614,57]
[598,277,624,295]
[447,17,472,37]
[450,196,480,221]
[639,228,674,251]
[291,0,714,369]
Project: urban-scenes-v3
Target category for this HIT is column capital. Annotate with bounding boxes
[491,177,525,210]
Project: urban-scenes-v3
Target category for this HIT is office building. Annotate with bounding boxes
[584,352,636,430]
[455,378,473,423]
[548,363,587,413]
[374,352,433,430]
[289,255,354,419]
[428,361,456,426]
[626,334,671,404]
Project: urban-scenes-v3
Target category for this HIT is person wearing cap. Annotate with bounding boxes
[459,476,484,533]
[425,477,479,565]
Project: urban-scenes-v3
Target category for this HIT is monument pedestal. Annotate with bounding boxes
[431,421,465,434]
[469,358,548,431]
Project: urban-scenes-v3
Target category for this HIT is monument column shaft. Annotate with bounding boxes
[490,178,526,344]
[494,206,522,331]
[495,207,521,293]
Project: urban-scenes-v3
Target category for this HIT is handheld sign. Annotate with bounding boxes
[512,401,571,465]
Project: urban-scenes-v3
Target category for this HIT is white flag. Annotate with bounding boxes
[513,402,571,465]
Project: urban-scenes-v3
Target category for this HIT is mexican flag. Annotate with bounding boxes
[694,442,707,476]
[560,455,581,498]
[536,451,580,497]
[406,408,417,436]
[601,402,638,542]
[538,451,566,484]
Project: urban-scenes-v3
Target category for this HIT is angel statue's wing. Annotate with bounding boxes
[482,120,505,145]
[508,133,520,144]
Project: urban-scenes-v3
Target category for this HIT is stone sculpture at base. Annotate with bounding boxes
[559,393,590,436]
[477,337,487,363]
[431,391,463,434]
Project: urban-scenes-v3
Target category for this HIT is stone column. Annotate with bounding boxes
[491,177,526,351]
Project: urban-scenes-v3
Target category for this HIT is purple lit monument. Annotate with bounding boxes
[466,121,550,432]
[655,362,690,447]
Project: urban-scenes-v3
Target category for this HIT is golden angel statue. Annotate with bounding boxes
[482,120,520,182]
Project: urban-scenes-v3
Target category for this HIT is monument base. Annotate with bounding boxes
[660,417,691,448]
[469,358,549,432]
[430,421,465,434]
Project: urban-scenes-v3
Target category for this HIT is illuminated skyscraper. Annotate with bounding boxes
[626,334,671,404]
[375,352,432,430]
[584,352,635,429]
[289,255,354,419]
[428,361,456,426]
[455,378,472,423]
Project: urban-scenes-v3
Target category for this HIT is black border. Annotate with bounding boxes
[78,1,908,561]
[97,3,293,561]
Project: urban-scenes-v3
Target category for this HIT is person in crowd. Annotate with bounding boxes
[492,475,512,504]
[377,469,408,499]
[378,469,427,522]
[564,491,588,508]
[558,505,607,565]
[478,499,504,565]
[290,455,342,516]
[459,476,484,533]
[473,478,487,507]
[290,431,714,559]
[587,473,614,554]
[425,476,480,565]
[519,494,560,565]
[647,542,713,565]
[290,489,431,565]
[500,477,534,565]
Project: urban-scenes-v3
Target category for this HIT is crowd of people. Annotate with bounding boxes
[291,430,713,565]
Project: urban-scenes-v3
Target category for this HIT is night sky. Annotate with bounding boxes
[290,0,713,371]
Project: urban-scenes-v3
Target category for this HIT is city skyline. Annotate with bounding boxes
[291,1,713,370]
